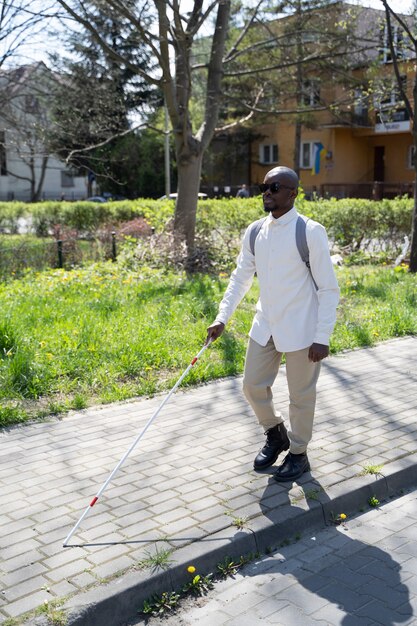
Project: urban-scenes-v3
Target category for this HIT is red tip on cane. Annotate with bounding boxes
[90,496,98,507]
[191,357,198,365]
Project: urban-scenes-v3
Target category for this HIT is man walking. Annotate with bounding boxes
[206,166,339,482]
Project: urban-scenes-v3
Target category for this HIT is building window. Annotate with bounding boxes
[61,170,75,187]
[259,143,278,164]
[380,24,406,63]
[302,80,320,107]
[408,145,415,169]
[0,131,7,176]
[381,75,407,108]
[300,141,314,169]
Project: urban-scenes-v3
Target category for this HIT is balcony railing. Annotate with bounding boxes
[325,110,371,128]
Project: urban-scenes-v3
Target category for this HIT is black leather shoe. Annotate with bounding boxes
[253,423,289,470]
[273,452,310,482]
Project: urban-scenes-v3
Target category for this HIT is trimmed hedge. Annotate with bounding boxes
[0,195,413,251]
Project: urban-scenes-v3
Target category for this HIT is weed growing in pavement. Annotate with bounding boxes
[140,556,256,617]
[142,591,181,617]
[34,600,67,626]
[182,572,214,596]
[224,509,250,529]
[360,464,384,476]
[368,495,380,507]
[291,487,322,504]
[216,556,242,578]
[138,546,174,571]
[330,511,348,525]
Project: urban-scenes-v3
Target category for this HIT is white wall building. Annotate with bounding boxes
[0,63,87,202]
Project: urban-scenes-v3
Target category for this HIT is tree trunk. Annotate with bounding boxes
[293,119,301,177]
[173,150,203,253]
[410,58,417,272]
[293,1,303,177]
[29,153,36,202]
[410,156,417,271]
[33,155,49,202]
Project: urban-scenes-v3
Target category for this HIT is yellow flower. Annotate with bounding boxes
[187,565,196,573]
[339,513,347,520]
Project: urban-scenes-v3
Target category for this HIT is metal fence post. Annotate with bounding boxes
[57,240,63,268]
[111,231,117,262]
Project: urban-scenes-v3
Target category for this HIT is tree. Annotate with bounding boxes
[54,0,237,252]
[54,1,381,252]
[379,0,417,272]
[48,1,158,197]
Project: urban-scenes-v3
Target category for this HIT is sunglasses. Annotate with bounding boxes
[258,182,295,194]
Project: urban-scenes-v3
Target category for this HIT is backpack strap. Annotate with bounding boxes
[249,217,267,255]
[296,215,318,291]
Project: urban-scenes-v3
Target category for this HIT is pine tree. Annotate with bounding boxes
[49,1,158,197]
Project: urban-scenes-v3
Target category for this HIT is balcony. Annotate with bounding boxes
[375,108,411,133]
[323,110,372,129]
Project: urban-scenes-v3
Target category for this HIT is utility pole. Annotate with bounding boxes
[164,103,171,197]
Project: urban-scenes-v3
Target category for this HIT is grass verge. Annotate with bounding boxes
[0,262,416,428]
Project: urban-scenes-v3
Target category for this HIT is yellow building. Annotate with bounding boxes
[249,3,415,199]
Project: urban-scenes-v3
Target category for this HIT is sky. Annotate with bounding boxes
[355,0,414,10]
[2,0,415,69]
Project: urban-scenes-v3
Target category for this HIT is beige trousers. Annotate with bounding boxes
[242,337,321,454]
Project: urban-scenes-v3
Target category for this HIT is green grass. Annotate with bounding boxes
[0,262,416,428]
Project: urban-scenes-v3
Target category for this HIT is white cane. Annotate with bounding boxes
[63,341,212,546]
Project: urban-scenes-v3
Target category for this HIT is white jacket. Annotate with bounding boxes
[215,207,340,352]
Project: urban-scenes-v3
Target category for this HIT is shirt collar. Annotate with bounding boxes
[267,206,299,226]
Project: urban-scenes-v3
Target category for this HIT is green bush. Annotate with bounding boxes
[0,195,413,260]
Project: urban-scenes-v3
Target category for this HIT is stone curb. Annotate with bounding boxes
[27,452,417,626]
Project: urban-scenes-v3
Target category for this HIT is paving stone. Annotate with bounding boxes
[1,337,417,624]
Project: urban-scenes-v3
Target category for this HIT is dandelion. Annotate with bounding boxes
[187,565,196,574]
[339,513,347,520]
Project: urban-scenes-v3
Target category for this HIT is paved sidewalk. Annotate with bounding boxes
[1,336,417,625]
[134,487,417,626]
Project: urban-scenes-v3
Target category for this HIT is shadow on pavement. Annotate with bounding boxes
[250,473,414,625]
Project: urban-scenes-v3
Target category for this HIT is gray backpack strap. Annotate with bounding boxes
[249,217,267,255]
[296,215,318,290]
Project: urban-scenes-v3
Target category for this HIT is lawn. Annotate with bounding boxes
[0,262,416,428]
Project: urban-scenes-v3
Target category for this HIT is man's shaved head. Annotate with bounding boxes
[266,166,299,189]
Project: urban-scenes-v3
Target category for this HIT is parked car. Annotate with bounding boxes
[158,192,208,200]
[86,196,108,202]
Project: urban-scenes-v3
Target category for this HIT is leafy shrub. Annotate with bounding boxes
[0,196,414,269]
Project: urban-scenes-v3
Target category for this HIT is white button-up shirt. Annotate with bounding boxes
[215,207,340,352]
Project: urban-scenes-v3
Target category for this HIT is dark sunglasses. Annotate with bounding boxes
[258,182,295,193]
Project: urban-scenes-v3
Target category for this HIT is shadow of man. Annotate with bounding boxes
[244,473,415,625]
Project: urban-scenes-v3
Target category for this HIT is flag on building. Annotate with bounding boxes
[311,142,327,175]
